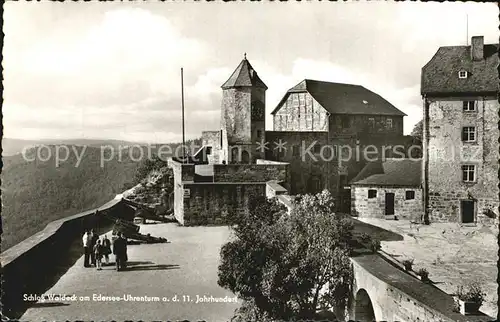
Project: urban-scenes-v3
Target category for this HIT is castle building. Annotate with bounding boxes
[170,55,411,224]
[421,35,499,224]
[266,79,408,212]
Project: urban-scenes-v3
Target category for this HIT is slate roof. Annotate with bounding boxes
[221,58,268,90]
[421,42,499,95]
[271,79,406,116]
[350,158,422,187]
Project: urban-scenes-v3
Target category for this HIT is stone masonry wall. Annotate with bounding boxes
[426,97,499,224]
[350,258,455,322]
[212,164,288,183]
[351,186,423,220]
[221,88,252,144]
[168,160,196,224]
[329,114,404,136]
[182,183,266,225]
[201,131,222,164]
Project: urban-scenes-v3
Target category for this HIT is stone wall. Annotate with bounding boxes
[212,164,288,183]
[350,257,467,322]
[1,198,133,319]
[168,160,196,224]
[351,186,423,220]
[426,97,499,224]
[329,114,404,136]
[182,183,266,225]
[201,131,222,164]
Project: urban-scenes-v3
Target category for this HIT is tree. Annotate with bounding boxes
[218,190,354,321]
[411,119,423,142]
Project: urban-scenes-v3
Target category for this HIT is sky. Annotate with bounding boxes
[3,2,498,143]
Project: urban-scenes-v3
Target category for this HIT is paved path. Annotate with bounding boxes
[21,224,240,322]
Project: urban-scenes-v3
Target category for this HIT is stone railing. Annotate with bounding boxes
[1,196,135,319]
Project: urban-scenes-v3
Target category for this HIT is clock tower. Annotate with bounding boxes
[220,55,267,164]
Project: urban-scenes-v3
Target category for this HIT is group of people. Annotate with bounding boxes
[82,229,129,271]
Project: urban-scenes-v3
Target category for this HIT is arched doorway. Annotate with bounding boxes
[241,150,250,164]
[354,289,375,322]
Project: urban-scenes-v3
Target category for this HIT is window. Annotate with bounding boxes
[463,101,476,112]
[313,143,321,154]
[341,116,350,128]
[458,70,468,79]
[462,165,476,182]
[256,130,262,139]
[462,127,476,142]
[368,189,377,199]
[405,190,415,200]
[368,117,375,129]
[386,118,393,129]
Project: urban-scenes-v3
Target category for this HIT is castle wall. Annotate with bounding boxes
[201,131,222,164]
[425,97,498,224]
[329,114,404,136]
[182,183,266,225]
[213,163,288,183]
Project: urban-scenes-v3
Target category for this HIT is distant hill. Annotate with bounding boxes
[1,138,148,156]
[0,145,143,251]
[0,138,202,252]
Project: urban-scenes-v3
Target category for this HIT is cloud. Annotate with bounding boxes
[3,2,497,141]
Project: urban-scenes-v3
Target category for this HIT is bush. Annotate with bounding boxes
[483,209,496,219]
[370,238,381,253]
[456,283,486,306]
[402,259,414,270]
[416,268,429,280]
[360,232,371,244]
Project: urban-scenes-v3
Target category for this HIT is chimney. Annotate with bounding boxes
[471,36,484,61]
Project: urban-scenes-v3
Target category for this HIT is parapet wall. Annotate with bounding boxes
[213,163,288,183]
[1,197,134,319]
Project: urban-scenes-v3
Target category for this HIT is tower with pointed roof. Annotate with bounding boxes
[220,55,267,164]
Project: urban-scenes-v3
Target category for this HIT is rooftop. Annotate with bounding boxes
[221,55,268,90]
[271,79,406,116]
[350,158,422,187]
[421,36,499,95]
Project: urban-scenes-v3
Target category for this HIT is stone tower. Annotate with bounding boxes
[220,55,267,164]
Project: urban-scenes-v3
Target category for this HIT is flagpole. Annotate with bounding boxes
[466,14,469,45]
[181,68,186,163]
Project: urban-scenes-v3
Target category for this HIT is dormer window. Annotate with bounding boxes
[458,70,468,79]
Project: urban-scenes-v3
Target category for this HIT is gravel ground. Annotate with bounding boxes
[21,223,240,322]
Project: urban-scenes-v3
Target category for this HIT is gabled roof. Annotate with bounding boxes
[221,57,268,90]
[421,43,499,95]
[350,159,422,187]
[271,79,406,116]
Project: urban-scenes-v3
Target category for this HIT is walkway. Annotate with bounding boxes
[354,254,491,321]
[21,223,239,322]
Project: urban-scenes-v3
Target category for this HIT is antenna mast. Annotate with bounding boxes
[181,68,186,163]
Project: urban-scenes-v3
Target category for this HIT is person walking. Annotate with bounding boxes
[93,239,103,271]
[82,230,91,268]
[102,235,112,265]
[113,232,127,271]
[89,229,99,266]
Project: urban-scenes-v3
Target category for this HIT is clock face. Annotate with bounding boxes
[252,102,264,121]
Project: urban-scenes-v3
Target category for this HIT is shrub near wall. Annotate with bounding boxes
[1,199,133,319]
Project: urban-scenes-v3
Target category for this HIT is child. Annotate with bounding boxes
[93,239,104,271]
